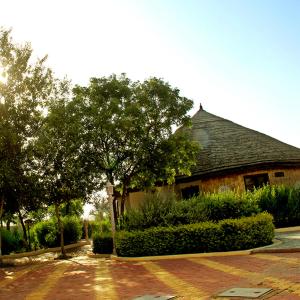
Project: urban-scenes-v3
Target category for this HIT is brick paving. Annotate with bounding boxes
[2,252,300,299]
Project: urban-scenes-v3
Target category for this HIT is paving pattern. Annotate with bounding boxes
[2,252,300,299]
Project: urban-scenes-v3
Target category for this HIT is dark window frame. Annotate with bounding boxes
[275,171,285,178]
[181,185,200,199]
[244,173,269,191]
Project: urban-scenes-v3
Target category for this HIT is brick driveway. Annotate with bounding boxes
[1,252,300,299]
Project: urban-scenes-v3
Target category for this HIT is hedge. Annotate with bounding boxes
[115,212,274,257]
[93,232,113,254]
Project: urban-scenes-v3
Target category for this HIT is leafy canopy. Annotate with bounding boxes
[70,74,200,212]
[0,28,57,215]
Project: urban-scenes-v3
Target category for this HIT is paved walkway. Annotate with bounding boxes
[2,251,300,299]
[2,230,300,299]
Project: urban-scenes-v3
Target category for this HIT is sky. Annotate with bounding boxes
[1,0,299,151]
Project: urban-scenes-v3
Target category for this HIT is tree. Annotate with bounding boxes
[0,28,56,256]
[70,74,200,215]
[33,98,98,257]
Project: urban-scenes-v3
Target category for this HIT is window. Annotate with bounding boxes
[244,173,269,191]
[181,185,200,199]
[275,171,284,177]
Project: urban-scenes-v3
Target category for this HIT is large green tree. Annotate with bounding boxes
[70,74,200,215]
[33,98,98,257]
[0,28,56,255]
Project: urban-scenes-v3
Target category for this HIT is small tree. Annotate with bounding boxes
[70,74,200,215]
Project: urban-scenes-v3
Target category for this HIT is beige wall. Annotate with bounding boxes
[126,167,300,208]
[176,168,300,194]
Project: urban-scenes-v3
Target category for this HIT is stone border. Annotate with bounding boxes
[275,226,300,233]
[87,237,283,261]
[0,240,90,260]
[110,249,252,262]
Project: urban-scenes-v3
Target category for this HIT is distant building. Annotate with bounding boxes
[126,107,300,207]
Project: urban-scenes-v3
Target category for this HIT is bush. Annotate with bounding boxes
[62,216,82,245]
[255,185,300,227]
[33,216,82,248]
[33,219,59,248]
[120,192,177,231]
[120,190,260,231]
[0,228,23,255]
[116,213,274,257]
[93,232,113,254]
[199,191,260,222]
[85,219,111,238]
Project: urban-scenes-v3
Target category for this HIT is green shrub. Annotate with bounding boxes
[120,192,177,231]
[0,228,23,255]
[116,213,274,257]
[199,191,260,222]
[83,219,112,239]
[93,232,113,254]
[255,185,300,227]
[62,216,82,245]
[120,190,260,231]
[33,216,82,248]
[33,219,59,248]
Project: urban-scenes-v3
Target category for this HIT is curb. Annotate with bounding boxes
[87,253,111,259]
[110,249,252,262]
[275,226,300,233]
[0,240,91,265]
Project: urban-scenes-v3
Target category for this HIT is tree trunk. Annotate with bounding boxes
[113,198,118,225]
[120,186,128,217]
[6,220,10,231]
[18,209,28,248]
[55,203,66,258]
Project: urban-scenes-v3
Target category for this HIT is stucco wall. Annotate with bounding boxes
[126,167,300,208]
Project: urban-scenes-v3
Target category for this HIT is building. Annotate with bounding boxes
[126,107,300,207]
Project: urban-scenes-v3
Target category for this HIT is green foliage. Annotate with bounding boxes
[47,199,84,218]
[62,215,82,245]
[33,216,82,248]
[254,185,300,227]
[116,213,274,257]
[70,74,200,214]
[0,228,23,255]
[121,191,259,231]
[0,28,58,222]
[120,192,177,230]
[33,218,58,248]
[93,232,113,254]
[197,191,260,222]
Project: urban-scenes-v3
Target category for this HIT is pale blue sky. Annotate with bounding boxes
[1,0,299,147]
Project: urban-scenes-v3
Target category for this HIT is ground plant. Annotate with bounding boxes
[115,213,274,257]
[254,185,300,227]
[33,216,82,249]
[120,190,260,231]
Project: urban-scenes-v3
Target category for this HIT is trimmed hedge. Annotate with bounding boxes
[93,232,113,254]
[116,212,274,257]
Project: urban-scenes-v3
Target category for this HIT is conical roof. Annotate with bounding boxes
[187,108,300,177]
